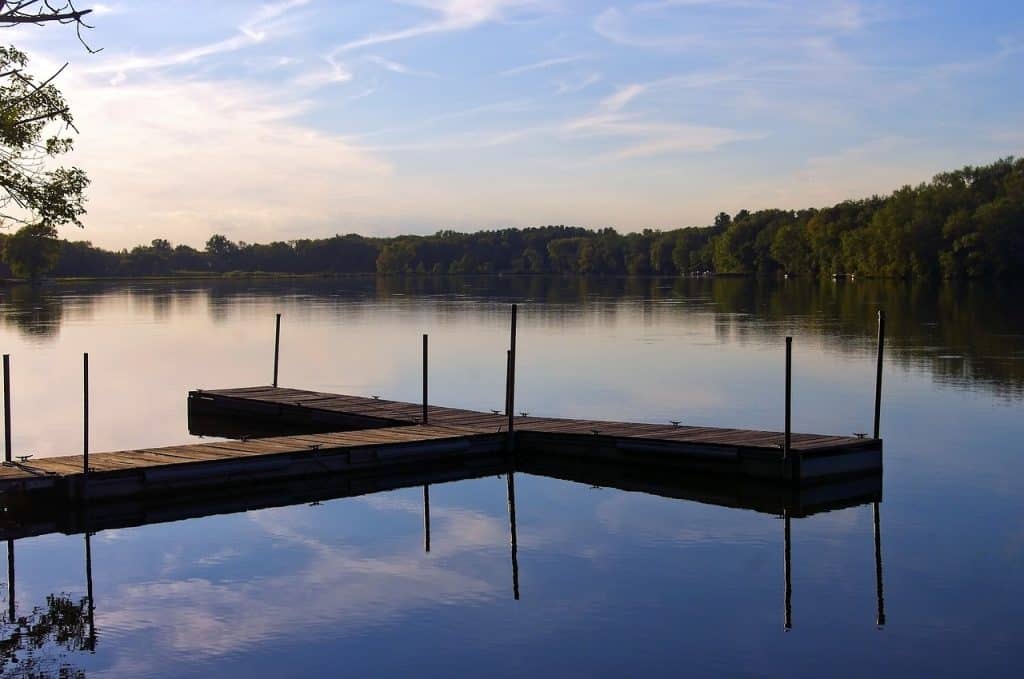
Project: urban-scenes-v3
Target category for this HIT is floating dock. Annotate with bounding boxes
[189,386,881,481]
[0,385,881,509]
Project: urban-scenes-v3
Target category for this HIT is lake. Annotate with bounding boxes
[0,277,1022,677]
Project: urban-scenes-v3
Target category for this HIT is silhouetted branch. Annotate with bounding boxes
[0,1,100,52]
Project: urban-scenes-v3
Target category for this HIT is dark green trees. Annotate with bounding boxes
[4,157,1022,280]
[2,223,60,278]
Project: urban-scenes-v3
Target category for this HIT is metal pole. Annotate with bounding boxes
[784,511,792,630]
[508,304,517,434]
[3,354,10,463]
[273,313,281,388]
[507,471,520,601]
[83,353,89,477]
[784,337,792,458]
[873,310,885,440]
[505,350,512,417]
[873,502,886,627]
[422,334,428,425]
[423,485,430,553]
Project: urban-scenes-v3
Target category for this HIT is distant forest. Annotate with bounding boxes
[2,157,1022,280]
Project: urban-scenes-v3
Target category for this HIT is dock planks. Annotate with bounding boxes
[188,386,881,482]
[0,386,882,505]
[190,386,875,454]
[0,422,501,500]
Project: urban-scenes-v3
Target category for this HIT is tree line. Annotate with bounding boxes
[2,156,1022,280]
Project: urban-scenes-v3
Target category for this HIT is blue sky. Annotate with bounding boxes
[12,0,1024,248]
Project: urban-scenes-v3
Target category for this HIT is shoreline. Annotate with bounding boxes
[0,271,1005,285]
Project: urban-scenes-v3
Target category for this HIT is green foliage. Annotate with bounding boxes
[0,45,88,231]
[3,157,1022,280]
[2,222,59,278]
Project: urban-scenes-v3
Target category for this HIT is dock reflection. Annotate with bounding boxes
[0,449,885,675]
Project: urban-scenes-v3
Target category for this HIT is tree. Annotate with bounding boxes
[0,45,88,231]
[0,3,98,278]
[205,234,240,270]
[2,221,59,277]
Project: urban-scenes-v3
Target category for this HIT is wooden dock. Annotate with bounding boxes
[0,385,881,510]
[0,420,503,500]
[189,386,882,482]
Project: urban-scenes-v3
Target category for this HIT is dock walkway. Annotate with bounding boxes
[0,386,881,504]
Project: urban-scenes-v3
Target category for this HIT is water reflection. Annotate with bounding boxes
[1,453,885,676]
[0,286,67,340]
[2,277,1021,398]
[507,472,520,602]
[2,534,94,678]
[1,277,1020,676]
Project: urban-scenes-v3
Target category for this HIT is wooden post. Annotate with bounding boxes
[873,502,886,627]
[784,511,792,630]
[422,334,428,425]
[784,337,792,458]
[423,485,430,553]
[873,310,885,440]
[272,313,281,388]
[83,353,89,477]
[3,354,10,464]
[507,471,520,601]
[6,539,13,623]
[508,304,517,434]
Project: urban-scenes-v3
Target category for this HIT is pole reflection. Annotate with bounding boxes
[874,502,886,627]
[507,471,520,601]
[423,485,431,554]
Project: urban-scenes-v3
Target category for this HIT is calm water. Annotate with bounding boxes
[0,277,1022,677]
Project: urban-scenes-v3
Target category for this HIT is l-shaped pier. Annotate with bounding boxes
[0,385,881,507]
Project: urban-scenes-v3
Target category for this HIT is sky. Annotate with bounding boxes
[9,0,1024,249]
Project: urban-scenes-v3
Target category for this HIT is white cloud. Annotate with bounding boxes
[593,7,709,50]
[500,54,588,76]
[90,3,121,16]
[593,1,873,51]
[564,114,756,159]
[364,54,439,78]
[339,0,553,51]
[292,53,353,87]
[63,73,391,247]
[600,83,649,112]
[88,0,312,78]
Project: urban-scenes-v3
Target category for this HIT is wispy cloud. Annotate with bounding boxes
[63,72,390,245]
[600,83,649,112]
[594,1,874,51]
[593,7,709,50]
[365,55,439,78]
[500,54,588,76]
[16,0,1023,242]
[88,0,312,78]
[90,3,121,16]
[564,112,756,158]
[338,0,553,51]
[293,53,353,87]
